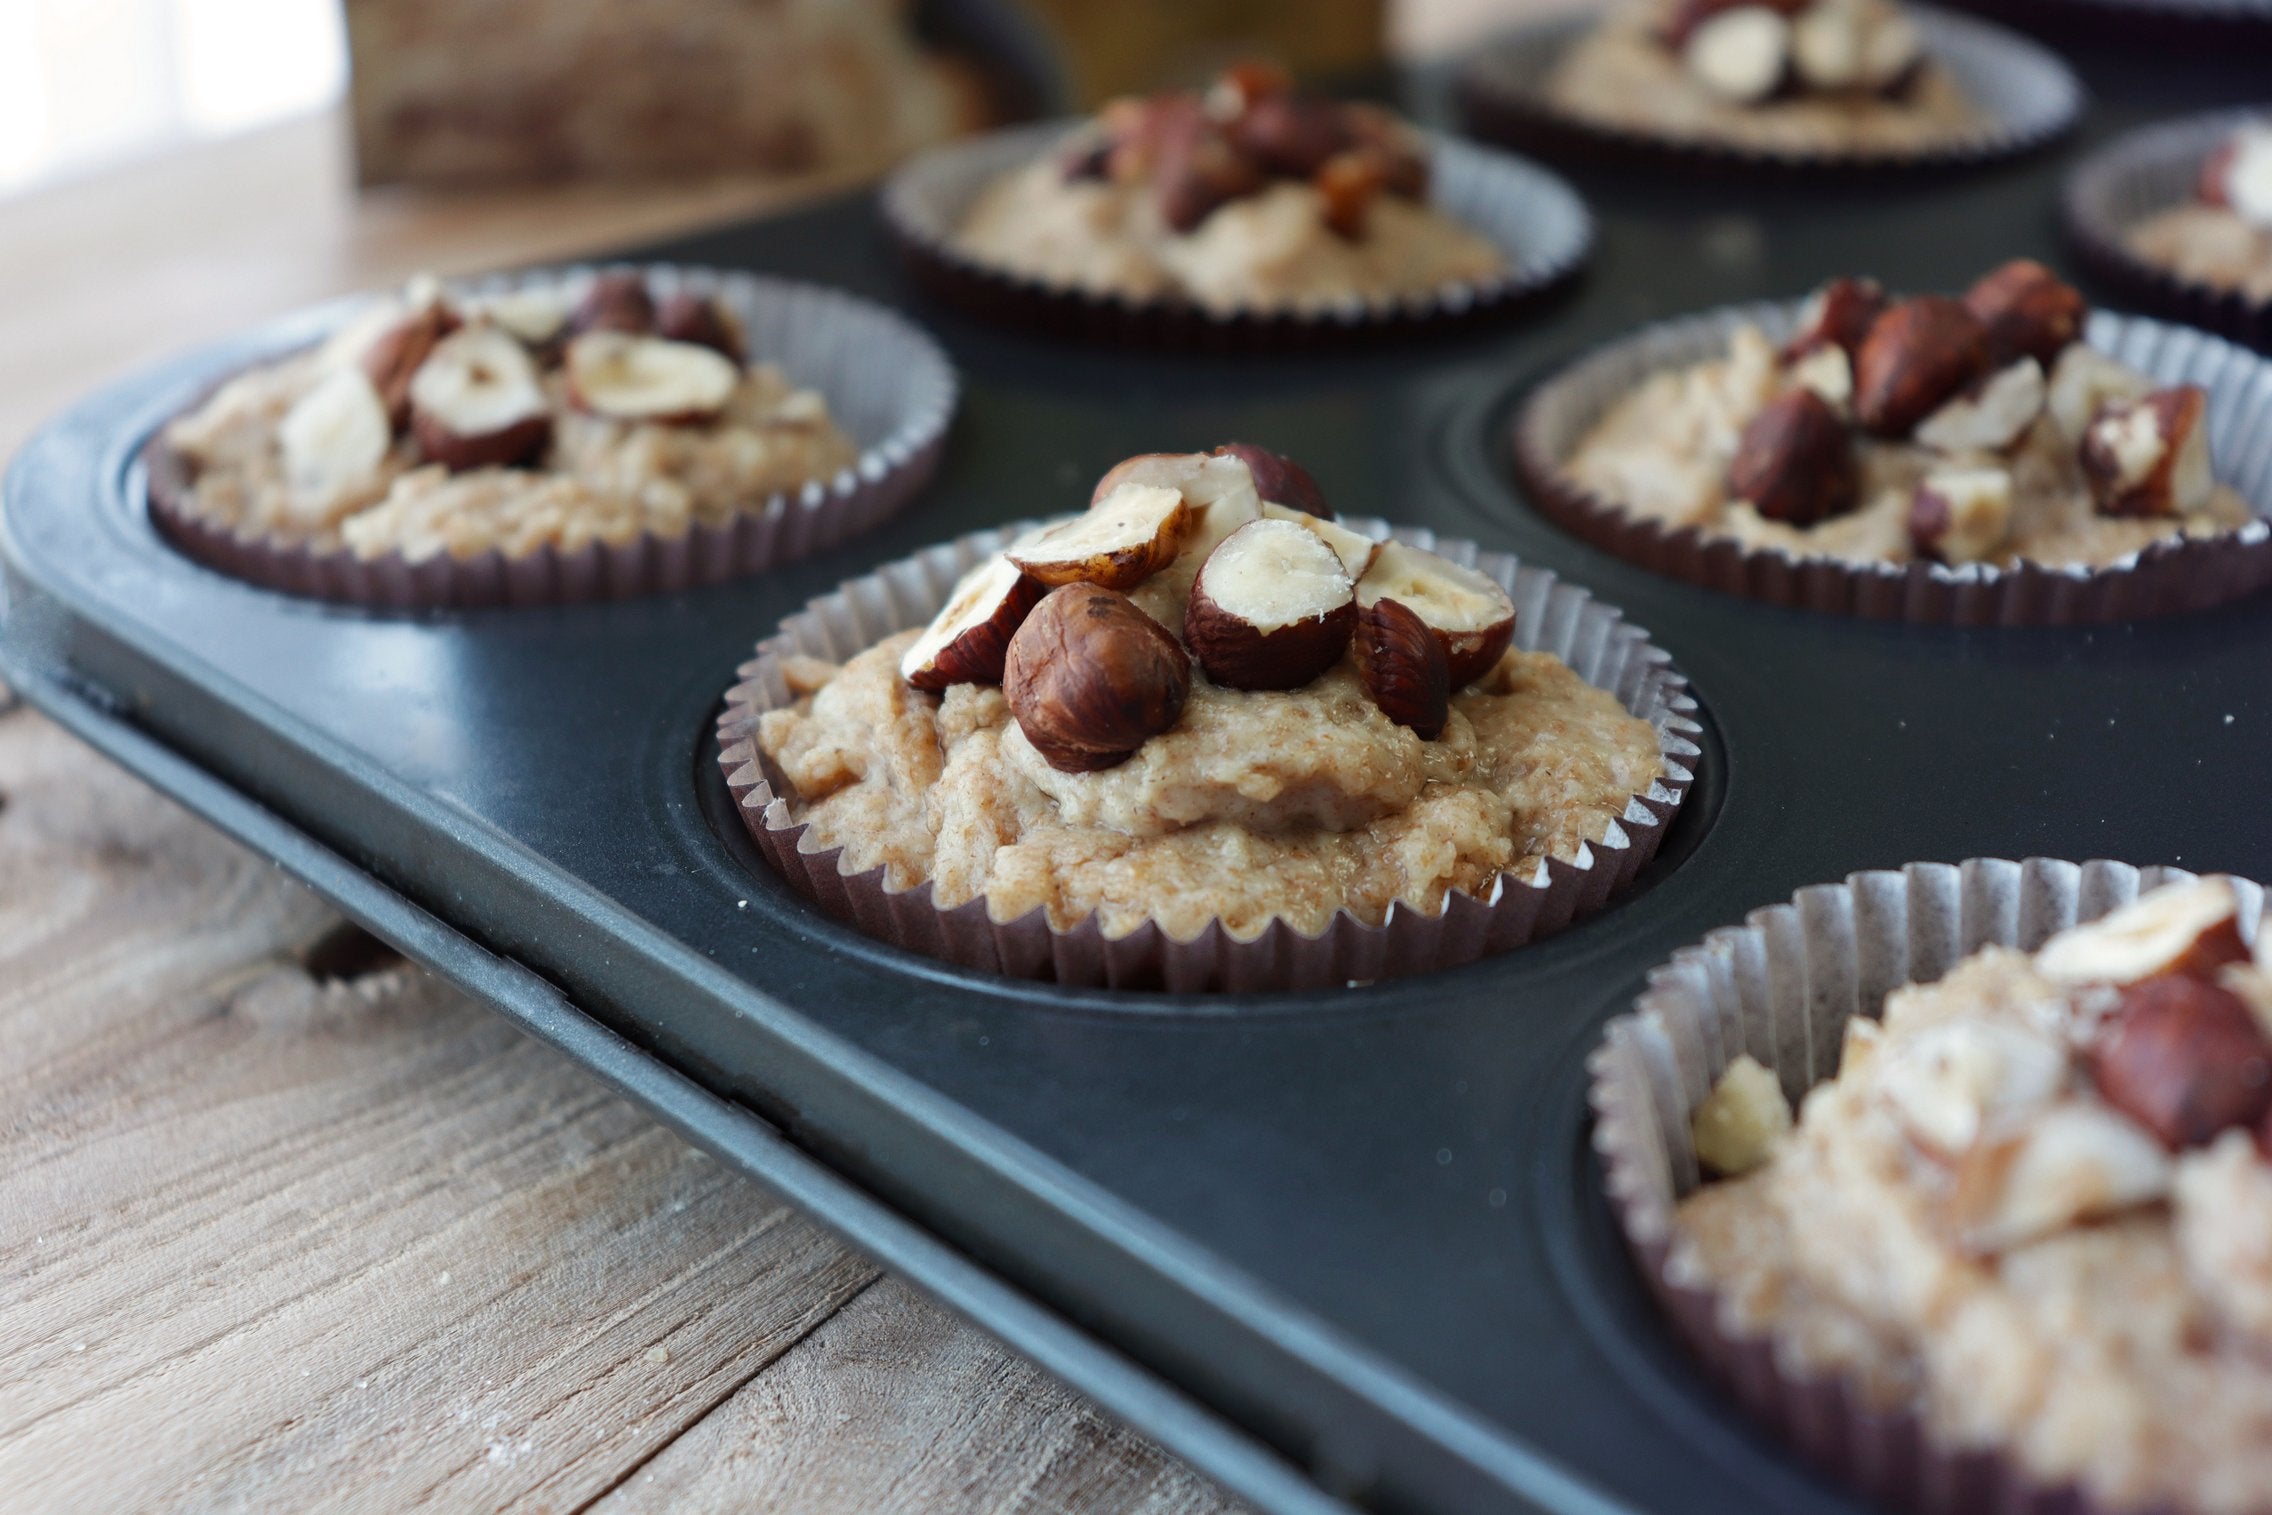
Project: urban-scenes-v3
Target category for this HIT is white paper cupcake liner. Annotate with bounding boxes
[147,264,958,610]
[2065,110,2272,356]
[1457,5,2082,176]
[1591,857,2269,1515]
[880,119,1593,348]
[1512,300,2272,624]
[715,521,1701,993]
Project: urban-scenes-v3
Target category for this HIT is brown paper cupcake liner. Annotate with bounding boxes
[1590,857,2269,1515]
[2065,110,2272,356]
[879,120,1592,350]
[1512,299,2272,624]
[146,264,958,611]
[1456,5,2082,178]
[714,521,1700,993]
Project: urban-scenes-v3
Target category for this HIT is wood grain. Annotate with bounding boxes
[0,707,1241,1511]
[597,1277,1232,1515]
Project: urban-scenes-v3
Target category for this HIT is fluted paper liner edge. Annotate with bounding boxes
[1456,5,2082,177]
[146,264,958,610]
[2064,110,2272,357]
[1590,857,2269,1515]
[1511,301,2272,625]
[715,521,1700,993]
[879,121,1593,349]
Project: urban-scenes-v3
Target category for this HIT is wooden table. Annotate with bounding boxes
[0,112,1242,1514]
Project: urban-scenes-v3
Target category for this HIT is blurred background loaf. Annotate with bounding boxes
[344,0,1397,187]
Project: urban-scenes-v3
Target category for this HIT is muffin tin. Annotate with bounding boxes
[5,49,2271,1515]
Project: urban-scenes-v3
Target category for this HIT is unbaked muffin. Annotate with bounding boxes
[158,270,859,565]
[750,445,1669,946]
[1558,260,2254,570]
[2126,120,2272,308]
[1670,875,2272,1514]
[950,64,1506,318]
[1542,0,1989,158]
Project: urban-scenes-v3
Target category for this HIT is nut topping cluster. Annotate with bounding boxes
[1057,63,1430,239]
[277,272,757,509]
[1697,876,2272,1257]
[899,445,1517,773]
[1660,0,1923,106]
[1722,259,2226,564]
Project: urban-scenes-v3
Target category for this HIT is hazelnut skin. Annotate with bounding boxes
[1964,259,2087,367]
[1853,296,1992,437]
[2093,973,2272,1151]
[1726,389,1859,525]
[1003,585,1191,772]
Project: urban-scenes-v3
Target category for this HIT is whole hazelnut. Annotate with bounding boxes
[1963,259,2088,367]
[1726,389,1859,525]
[1226,96,1351,177]
[1152,117,1263,233]
[1214,442,1332,517]
[1003,585,1191,772]
[1781,275,1887,362]
[569,271,657,339]
[1853,296,1992,436]
[2092,973,2272,1150]
[655,292,745,364]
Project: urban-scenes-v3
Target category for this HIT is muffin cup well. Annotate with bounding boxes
[1456,5,2081,178]
[879,120,1593,350]
[146,265,958,611]
[1511,301,2272,625]
[2064,110,2272,356]
[715,521,1700,993]
[1590,857,2269,1515]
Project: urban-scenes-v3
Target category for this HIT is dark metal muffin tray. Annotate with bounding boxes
[5,49,2269,1515]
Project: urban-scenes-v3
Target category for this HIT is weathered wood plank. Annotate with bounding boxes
[0,710,883,1511]
[0,707,1241,1512]
[594,1277,1245,1515]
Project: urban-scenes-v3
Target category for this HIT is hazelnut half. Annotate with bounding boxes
[1853,295,1992,437]
[1353,541,1517,688]
[1949,1101,2171,1255]
[279,368,393,518]
[407,325,553,472]
[1963,259,2087,368]
[1913,356,2045,456]
[1003,585,1191,772]
[900,556,1044,690]
[1352,597,1451,739]
[1782,276,1887,363]
[1185,518,1356,691]
[2037,876,2251,987]
[1684,7,1794,105]
[1091,450,1255,510]
[2045,343,2153,444]
[2080,386,2214,518]
[565,333,740,424]
[1907,467,2013,565]
[1726,389,1859,525]
[1261,502,1381,579]
[361,297,462,430]
[1008,483,1192,592]
[2093,973,2272,1150]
